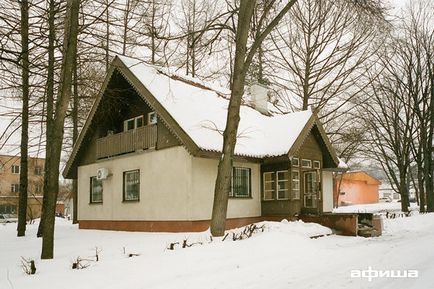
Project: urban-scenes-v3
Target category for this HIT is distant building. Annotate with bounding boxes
[334,171,381,206]
[0,155,45,219]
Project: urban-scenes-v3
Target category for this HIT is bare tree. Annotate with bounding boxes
[211,0,297,236]
[362,41,416,212]
[40,0,80,259]
[16,0,30,237]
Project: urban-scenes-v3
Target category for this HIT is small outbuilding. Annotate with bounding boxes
[334,171,381,206]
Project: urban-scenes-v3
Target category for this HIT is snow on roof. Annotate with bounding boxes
[118,55,313,158]
[338,158,349,169]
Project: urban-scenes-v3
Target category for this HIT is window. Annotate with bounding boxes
[291,170,300,199]
[263,172,275,200]
[90,177,103,203]
[11,165,20,174]
[304,172,318,208]
[136,116,143,128]
[35,184,43,194]
[148,111,157,125]
[34,165,43,175]
[123,116,144,132]
[231,167,251,197]
[292,157,299,167]
[11,184,19,193]
[313,161,321,169]
[301,159,312,168]
[0,204,16,214]
[276,170,290,199]
[123,170,140,201]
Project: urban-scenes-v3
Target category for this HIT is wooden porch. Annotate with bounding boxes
[96,124,157,159]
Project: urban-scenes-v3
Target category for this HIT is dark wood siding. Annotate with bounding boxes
[74,71,180,168]
[261,129,325,217]
[295,131,323,214]
[157,121,181,150]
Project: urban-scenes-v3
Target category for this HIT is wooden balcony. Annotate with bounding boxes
[96,124,157,159]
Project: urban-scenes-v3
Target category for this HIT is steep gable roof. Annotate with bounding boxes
[63,55,339,178]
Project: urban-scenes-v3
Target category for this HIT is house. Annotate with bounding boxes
[63,55,346,232]
[0,154,45,219]
[334,171,381,206]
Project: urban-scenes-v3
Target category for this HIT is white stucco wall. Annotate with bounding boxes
[322,171,334,212]
[78,146,193,221]
[78,146,261,221]
[190,157,261,220]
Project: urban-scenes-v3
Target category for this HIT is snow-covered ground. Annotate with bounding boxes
[1,215,434,289]
[333,202,419,214]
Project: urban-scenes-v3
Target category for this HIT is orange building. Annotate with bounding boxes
[334,171,381,206]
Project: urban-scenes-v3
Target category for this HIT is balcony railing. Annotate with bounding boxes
[96,124,157,159]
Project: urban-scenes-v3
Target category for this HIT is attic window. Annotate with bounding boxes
[124,116,144,132]
[148,111,157,125]
[313,161,321,169]
[301,159,312,168]
[292,157,299,167]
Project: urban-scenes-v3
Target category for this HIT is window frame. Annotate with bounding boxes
[11,183,19,193]
[292,157,299,167]
[11,165,20,174]
[313,160,321,169]
[34,165,43,175]
[147,111,157,125]
[230,167,251,198]
[263,172,275,200]
[301,159,312,168]
[0,204,17,214]
[123,115,144,132]
[89,176,103,204]
[35,183,43,194]
[123,169,140,202]
[291,169,301,200]
[276,170,290,200]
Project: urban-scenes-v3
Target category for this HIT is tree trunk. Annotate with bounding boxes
[426,64,434,212]
[210,0,296,236]
[41,0,80,259]
[72,56,79,224]
[399,174,409,212]
[17,0,29,237]
[37,0,56,238]
[210,0,255,236]
[417,163,425,212]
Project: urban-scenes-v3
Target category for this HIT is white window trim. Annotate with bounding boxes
[301,159,312,168]
[303,171,318,208]
[291,169,300,200]
[313,160,321,169]
[11,165,20,174]
[147,111,157,125]
[263,172,275,200]
[123,115,144,132]
[276,170,289,200]
[292,157,299,167]
[11,183,19,193]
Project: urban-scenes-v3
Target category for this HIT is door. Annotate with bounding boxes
[303,171,319,209]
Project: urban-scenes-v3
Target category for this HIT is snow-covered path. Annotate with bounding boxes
[1,215,433,289]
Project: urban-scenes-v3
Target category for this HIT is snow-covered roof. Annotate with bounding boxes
[63,55,340,178]
[118,55,312,158]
